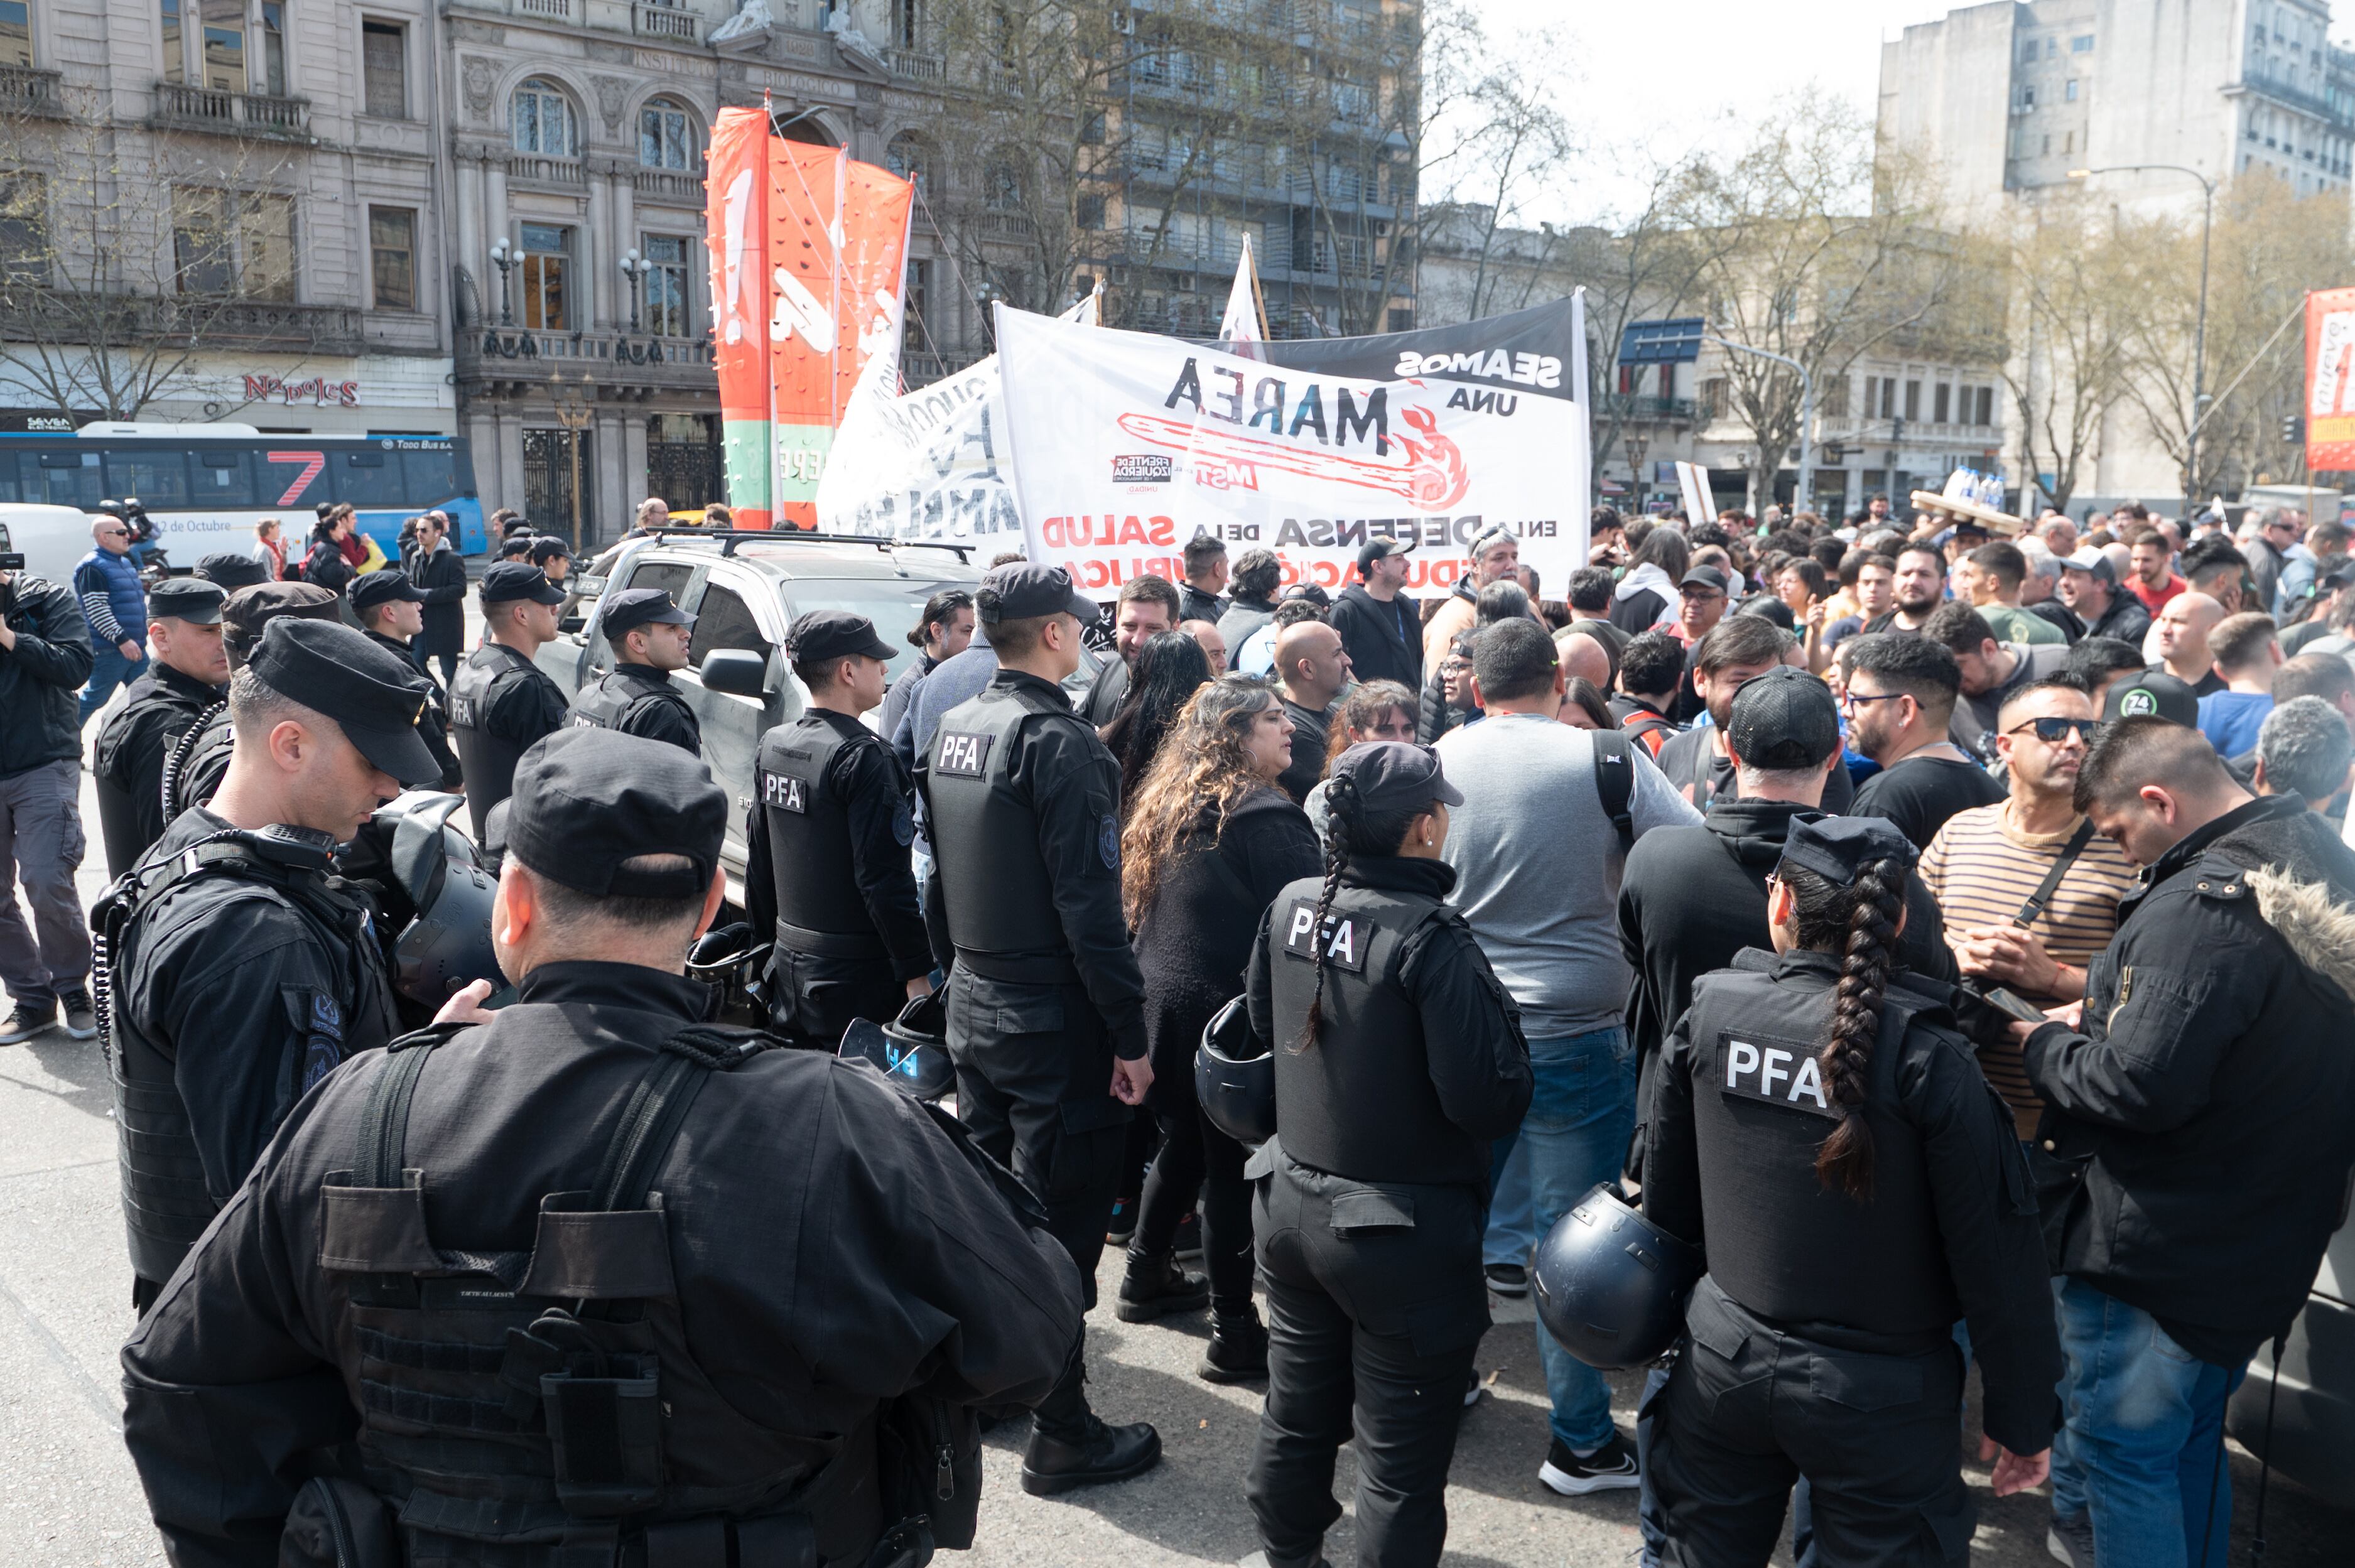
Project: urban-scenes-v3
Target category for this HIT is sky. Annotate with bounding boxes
[1468,0,2355,224]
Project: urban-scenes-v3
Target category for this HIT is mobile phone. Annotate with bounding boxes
[1979,985,2048,1025]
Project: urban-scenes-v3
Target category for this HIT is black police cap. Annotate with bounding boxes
[602,587,695,639]
[785,608,893,665]
[1329,740,1464,816]
[349,570,427,615]
[147,577,225,626]
[1776,814,1917,889]
[1727,666,1841,770]
[246,617,439,786]
[528,535,572,565]
[480,561,564,605]
[492,728,724,899]
[977,561,1100,625]
[221,581,340,653]
[196,553,269,590]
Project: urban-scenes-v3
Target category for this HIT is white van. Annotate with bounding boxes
[0,502,104,585]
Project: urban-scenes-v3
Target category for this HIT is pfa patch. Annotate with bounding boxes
[1279,899,1372,973]
[936,732,992,777]
[761,769,808,814]
[1713,1032,1838,1121]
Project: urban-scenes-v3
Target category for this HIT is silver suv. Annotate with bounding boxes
[536,529,982,902]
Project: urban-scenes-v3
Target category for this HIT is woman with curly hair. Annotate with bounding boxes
[1100,630,1213,812]
[1640,814,2059,1564]
[1114,675,1319,1379]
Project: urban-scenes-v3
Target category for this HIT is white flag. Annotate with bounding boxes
[1218,234,1265,357]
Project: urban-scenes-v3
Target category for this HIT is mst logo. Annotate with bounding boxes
[1111,453,1174,484]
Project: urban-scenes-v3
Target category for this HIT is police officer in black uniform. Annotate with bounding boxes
[194,551,269,591]
[747,610,931,1046]
[351,568,462,791]
[1640,814,2060,1566]
[1242,741,1532,1568]
[567,586,701,754]
[92,578,227,879]
[157,580,343,825]
[449,561,569,842]
[120,727,1085,1568]
[102,617,441,1312]
[916,561,1162,1495]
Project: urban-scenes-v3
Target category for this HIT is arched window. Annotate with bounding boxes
[511,78,573,157]
[885,131,935,195]
[640,97,695,170]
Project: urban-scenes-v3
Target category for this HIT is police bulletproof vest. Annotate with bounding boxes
[570,664,690,738]
[449,644,544,843]
[96,828,399,1286]
[318,1024,894,1568]
[161,701,230,821]
[1263,875,1486,1187]
[758,713,884,956]
[925,683,1083,976]
[1678,954,1961,1338]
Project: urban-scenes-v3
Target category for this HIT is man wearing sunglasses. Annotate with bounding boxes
[1918,678,2138,1141]
[74,514,149,729]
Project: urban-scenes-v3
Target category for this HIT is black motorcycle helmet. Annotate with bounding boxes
[838,990,954,1101]
[347,792,504,1006]
[1531,1183,1704,1370]
[1194,995,1274,1147]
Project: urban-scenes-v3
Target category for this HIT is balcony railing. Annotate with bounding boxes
[2238,70,2354,131]
[633,168,705,206]
[151,82,310,138]
[517,0,570,16]
[460,328,717,389]
[887,48,945,80]
[1601,394,1697,421]
[0,289,360,354]
[632,2,697,40]
[507,153,587,188]
[0,65,66,116]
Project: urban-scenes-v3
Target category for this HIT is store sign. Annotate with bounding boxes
[244,374,362,407]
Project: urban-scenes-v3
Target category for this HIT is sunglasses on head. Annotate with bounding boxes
[2006,716,2096,742]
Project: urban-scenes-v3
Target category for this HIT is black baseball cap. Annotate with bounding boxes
[350,570,427,615]
[528,535,572,565]
[1329,740,1464,816]
[2102,668,2199,728]
[1357,536,1416,573]
[221,580,340,661]
[2320,561,2354,590]
[1280,582,1331,607]
[246,617,438,786]
[602,587,695,639]
[480,561,565,605]
[1777,813,1918,887]
[196,553,269,590]
[1679,565,1732,595]
[147,578,225,626]
[1727,666,1841,770]
[977,561,1100,624]
[489,728,724,899]
[786,608,893,664]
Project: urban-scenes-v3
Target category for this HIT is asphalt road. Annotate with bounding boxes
[5,693,2350,1565]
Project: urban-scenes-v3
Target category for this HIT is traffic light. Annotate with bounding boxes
[2283,414,2306,445]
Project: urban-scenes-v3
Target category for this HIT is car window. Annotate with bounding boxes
[621,558,696,603]
[779,576,970,683]
[104,450,192,506]
[688,581,772,666]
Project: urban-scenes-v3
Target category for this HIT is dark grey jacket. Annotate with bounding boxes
[0,573,94,777]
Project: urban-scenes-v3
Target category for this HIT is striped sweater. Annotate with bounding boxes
[1919,801,2140,1134]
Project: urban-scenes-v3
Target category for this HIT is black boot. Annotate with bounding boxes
[1115,1251,1210,1322]
[1198,1307,1269,1383]
[1021,1414,1162,1495]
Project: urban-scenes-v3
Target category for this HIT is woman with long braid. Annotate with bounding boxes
[1240,742,1530,1568]
[1640,815,2061,1567]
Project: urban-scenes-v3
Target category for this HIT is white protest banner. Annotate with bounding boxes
[814,288,1098,542]
[1674,460,1716,524]
[995,294,1590,597]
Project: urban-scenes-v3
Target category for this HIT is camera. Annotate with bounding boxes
[0,554,24,573]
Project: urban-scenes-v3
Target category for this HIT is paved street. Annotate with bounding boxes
[5,747,2349,1567]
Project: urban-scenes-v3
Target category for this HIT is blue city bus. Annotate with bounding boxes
[0,425,487,561]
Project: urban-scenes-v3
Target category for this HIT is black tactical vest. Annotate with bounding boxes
[97,827,401,1286]
[757,712,883,957]
[1677,953,1961,1340]
[318,1024,894,1567]
[924,683,1081,979]
[570,664,695,742]
[1262,874,1486,1187]
[449,643,549,843]
[161,701,230,822]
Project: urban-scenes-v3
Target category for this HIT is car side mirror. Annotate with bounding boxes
[700,648,769,696]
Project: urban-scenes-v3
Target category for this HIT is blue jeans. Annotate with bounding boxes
[1525,1025,1638,1451]
[1483,1123,1537,1267]
[79,635,146,727]
[2052,1277,2244,1568]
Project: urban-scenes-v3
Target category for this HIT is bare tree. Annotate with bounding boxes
[1995,198,2138,512]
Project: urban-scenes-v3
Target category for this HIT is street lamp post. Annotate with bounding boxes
[1704,330,1814,516]
[550,370,595,556]
[489,237,517,327]
[2069,163,2215,506]
[619,248,653,337]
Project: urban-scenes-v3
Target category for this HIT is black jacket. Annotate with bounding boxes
[405,540,470,656]
[94,662,226,871]
[1327,584,1422,691]
[362,630,462,790]
[2082,593,2152,649]
[0,573,94,778]
[1177,582,1227,625]
[2023,793,2355,1368]
[300,536,354,597]
[1135,789,1321,1098]
[120,961,1083,1568]
[2024,599,2083,643]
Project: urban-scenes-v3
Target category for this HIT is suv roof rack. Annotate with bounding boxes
[642,526,974,563]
